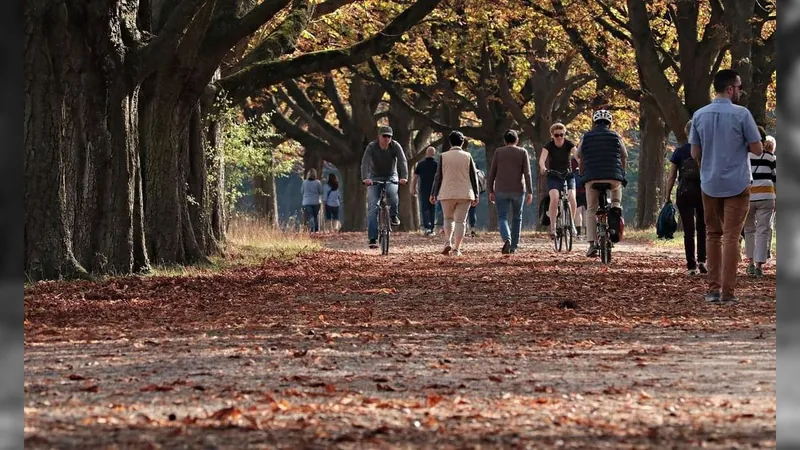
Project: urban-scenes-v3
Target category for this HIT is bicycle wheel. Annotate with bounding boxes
[553,206,563,252]
[599,232,612,264]
[563,200,573,252]
[379,207,390,255]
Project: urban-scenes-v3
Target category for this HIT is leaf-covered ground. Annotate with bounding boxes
[24,232,776,449]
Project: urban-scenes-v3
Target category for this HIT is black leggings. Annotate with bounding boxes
[676,193,706,269]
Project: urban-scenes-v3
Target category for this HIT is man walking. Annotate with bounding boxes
[690,69,763,303]
[361,126,409,249]
[411,146,438,235]
[486,130,533,254]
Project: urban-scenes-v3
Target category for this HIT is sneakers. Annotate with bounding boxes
[721,296,740,304]
[442,244,452,255]
[501,239,511,254]
[390,216,401,227]
[452,249,462,256]
[368,239,378,249]
[754,266,764,278]
[698,262,707,274]
[705,292,721,303]
[585,243,598,257]
[570,225,578,237]
[688,269,697,276]
[470,230,477,238]
[424,229,434,236]
[747,261,756,276]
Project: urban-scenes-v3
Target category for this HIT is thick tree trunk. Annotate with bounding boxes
[727,0,756,110]
[635,100,668,229]
[202,99,226,242]
[340,163,367,232]
[25,0,148,280]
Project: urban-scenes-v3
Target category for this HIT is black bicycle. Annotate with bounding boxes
[548,169,574,252]
[592,183,613,264]
[368,180,397,255]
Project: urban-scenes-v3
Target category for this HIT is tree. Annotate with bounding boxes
[24,0,440,280]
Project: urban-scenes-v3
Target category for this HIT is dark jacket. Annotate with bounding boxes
[579,124,626,183]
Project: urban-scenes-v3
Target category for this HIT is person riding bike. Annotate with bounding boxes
[361,125,409,249]
[539,122,579,238]
[577,110,628,257]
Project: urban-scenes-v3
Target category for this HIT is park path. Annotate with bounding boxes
[23,232,776,449]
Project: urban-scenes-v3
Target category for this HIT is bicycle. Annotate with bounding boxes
[592,183,613,264]
[547,169,574,252]
[367,180,398,255]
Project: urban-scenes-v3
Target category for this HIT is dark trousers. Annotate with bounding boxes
[468,204,477,228]
[419,195,435,231]
[676,193,706,270]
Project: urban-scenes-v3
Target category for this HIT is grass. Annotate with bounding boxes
[625,227,777,255]
[150,217,320,276]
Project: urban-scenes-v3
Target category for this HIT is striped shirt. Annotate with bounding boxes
[749,151,776,201]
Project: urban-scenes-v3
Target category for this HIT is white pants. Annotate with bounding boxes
[744,199,775,263]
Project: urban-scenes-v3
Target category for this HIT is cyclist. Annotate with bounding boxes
[538,123,579,238]
[361,126,408,249]
[577,110,627,257]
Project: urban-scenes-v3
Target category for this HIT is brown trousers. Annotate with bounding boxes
[702,186,750,298]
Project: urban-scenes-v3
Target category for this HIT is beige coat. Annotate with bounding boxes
[434,148,478,201]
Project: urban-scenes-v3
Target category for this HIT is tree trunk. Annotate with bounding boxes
[340,163,367,232]
[635,100,668,229]
[727,0,756,110]
[202,97,226,242]
[25,0,148,280]
[253,174,279,227]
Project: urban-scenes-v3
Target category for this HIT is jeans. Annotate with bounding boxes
[494,192,525,250]
[435,200,443,228]
[303,204,320,232]
[676,193,706,270]
[744,198,775,263]
[367,181,399,241]
[468,204,477,229]
[702,187,750,298]
[419,194,436,231]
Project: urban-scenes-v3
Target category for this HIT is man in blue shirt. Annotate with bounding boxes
[411,146,438,235]
[690,69,763,304]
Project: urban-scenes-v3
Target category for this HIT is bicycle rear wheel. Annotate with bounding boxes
[599,233,611,264]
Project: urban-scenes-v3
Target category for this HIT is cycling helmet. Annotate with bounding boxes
[592,109,613,124]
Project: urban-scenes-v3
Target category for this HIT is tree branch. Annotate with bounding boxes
[312,0,357,18]
[132,0,209,81]
[281,80,348,147]
[204,0,292,58]
[220,0,442,99]
[323,74,354,133]
[265,95,330,150]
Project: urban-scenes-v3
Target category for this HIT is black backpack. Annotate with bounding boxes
[656,201,678,239]
[677,157,701,198]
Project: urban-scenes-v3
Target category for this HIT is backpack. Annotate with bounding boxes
[677,157,701,198]
[656,201,678,240]
[476,169,487,194]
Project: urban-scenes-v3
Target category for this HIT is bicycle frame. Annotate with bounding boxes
[594,186,613,264]
[548,170,573,252]
[369,180,397,255]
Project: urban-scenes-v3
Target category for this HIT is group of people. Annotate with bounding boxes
[308,68,773,304]
[663,69,774,303]
[300,170,341,233]
[360,111,629,257]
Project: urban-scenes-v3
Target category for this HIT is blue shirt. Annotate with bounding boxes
[689,98,761,197]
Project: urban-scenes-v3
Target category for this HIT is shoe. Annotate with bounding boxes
[747,261,756,276]
[585,243,598,257]
[452,249,462,256]
[688,269,697,276]
[721,296,739,304]
[390,216,401,226]
[570,224,577,236]
[509,248,517,254]
[705,292,721,303]
[470,230,477,238]
[368,239,379,249]
[754,266,764,278]
[698,262,708,274]
[501,239,511,254]
[442,244,452,255]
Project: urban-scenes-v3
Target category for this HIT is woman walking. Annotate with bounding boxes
[324,173,341,232]
[301,169,323,233]
[744,134,776,277]
[430,131,480,256]
[664,120,706,275]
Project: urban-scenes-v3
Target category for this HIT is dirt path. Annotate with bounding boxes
[24,232,776,449]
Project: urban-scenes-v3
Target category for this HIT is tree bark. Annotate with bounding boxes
[635,99,668,229]
[340,163,367,232]
[253,174,279,226]
[25,0,148,280]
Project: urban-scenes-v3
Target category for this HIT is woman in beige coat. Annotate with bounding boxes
[430,131,480,256]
